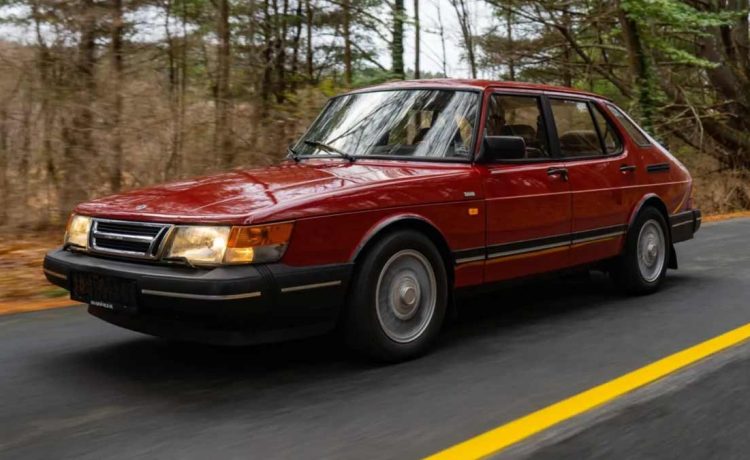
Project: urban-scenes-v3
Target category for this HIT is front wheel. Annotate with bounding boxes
[344,230,448,362]
[613,207,670,295]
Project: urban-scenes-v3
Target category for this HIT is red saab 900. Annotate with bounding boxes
[44,80,701,361]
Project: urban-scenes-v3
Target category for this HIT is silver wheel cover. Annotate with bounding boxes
[375,249,437,343]
[637,219,666,283]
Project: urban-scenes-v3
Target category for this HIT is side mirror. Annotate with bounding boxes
[482,136,526,162]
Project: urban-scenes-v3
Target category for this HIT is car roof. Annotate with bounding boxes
[348,79,610,101]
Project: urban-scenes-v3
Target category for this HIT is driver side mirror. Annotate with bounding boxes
[482,136,526,162]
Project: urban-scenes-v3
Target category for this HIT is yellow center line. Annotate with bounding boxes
[425,322,750,460]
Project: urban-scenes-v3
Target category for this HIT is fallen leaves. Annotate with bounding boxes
[0,233,67,302]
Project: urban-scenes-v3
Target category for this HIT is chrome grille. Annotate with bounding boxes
[90,219,172,259]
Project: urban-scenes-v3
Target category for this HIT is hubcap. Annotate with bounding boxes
[376,249,437,343]
[637,219,666,283]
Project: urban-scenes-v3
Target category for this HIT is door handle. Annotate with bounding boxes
[620,164,637,173]
[547,167,569,181]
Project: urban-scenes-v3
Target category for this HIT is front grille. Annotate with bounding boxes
[96,221,163,238]
[90,219,172,259]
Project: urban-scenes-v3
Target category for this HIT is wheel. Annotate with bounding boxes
[613,206,670,295]
[344,230,448,362]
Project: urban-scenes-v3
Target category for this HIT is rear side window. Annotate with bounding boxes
[591,106,623,155]
[549,99,604,158]
[607,104,652,146]
[485,94,551,160]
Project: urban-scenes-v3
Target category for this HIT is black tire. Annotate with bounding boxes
[613,206,670,295]
[344,230,448,362]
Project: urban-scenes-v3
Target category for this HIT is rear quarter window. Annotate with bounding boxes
[607,104,652,147]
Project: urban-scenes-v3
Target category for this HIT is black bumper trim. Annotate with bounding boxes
[670,209,702,243]
[43,248,353,345]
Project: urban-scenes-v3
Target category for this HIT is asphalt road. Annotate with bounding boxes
[2,219,750,459]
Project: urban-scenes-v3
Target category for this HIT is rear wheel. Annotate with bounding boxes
[613,206,670,295]
[344,230,448,362]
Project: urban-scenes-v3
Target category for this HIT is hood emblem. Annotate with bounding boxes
[135,204,148,211]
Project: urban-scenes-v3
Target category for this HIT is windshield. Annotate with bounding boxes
[294,89,480,161]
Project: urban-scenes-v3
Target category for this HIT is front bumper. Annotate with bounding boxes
[43,248,353,345]
[670,209,702,243]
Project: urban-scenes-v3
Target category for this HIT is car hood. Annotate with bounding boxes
[75,160,477,225]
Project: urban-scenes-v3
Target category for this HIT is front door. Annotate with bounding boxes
[481,92,572,283]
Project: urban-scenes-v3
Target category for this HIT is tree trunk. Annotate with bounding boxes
[506,5,514,81]
[215,0,234,167]
[164,0,186,177]
[343,0,353,85]
[451,0,476,78]
[305,0,314,82]
[262,0,274,103]
[560,9,572,87]
[435,2,447,77]
[392,0,405,78]
[290,0,304,90]
[61,0,97,220]
[110,0,124,192]
[273,0,289,102]
[414,0,420,79]
[617,3,656,131]
[33,2,58,223]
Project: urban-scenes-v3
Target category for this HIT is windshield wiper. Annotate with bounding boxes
[288,145,301,162]
[304,140,356,162]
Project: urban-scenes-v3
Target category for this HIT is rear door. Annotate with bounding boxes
[481,91,572,283]
[546,96,635,266]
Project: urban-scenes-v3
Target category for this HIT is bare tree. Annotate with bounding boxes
[450,0,476,78]
[214,0,234,167]
[434,0,448,77]
[110,0,124,192]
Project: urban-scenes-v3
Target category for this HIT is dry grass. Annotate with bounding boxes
[0,232,68,302]
[677,149,750,215]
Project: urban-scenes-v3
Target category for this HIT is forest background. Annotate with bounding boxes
[1,0,749,300]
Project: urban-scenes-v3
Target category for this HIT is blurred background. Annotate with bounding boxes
[0,0,749,302]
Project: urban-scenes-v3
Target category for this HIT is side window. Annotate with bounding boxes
[591,106,623,155]
[485,94,550,160]
[607,104,652,146]
[549,99,604,158]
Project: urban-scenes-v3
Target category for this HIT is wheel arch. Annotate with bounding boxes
[627,193,677,269]
[350,214,455,286]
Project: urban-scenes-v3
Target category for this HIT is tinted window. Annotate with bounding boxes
[295,90,479,160]
[591,106,623,155]
[550,99,604,158]
[485,94,550,159]
[607,104,652,146]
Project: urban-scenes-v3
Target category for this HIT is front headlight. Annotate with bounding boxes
[164,223,293,266]
[165,226,231,266]
[64,214,92,248]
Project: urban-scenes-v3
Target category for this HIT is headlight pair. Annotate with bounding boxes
[63,214,293,266]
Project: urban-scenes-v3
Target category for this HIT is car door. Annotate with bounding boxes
[480,91,572,284]
[546,95,636,266]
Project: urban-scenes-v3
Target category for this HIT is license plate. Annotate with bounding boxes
[71,273,138,313]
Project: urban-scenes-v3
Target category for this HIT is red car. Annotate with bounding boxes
[44,80,701,361]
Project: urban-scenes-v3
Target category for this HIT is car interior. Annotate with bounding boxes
[370,93,477,159]
[485,95,550,159]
